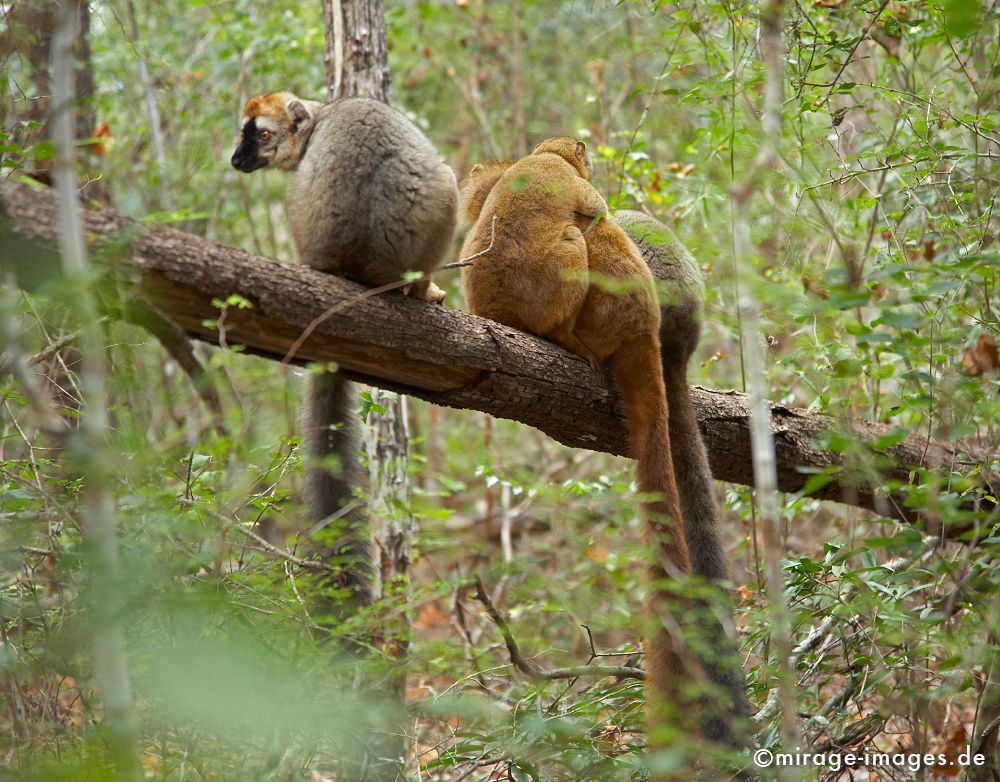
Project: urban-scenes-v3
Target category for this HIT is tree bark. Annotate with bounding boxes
[1,178,996,532]
[326,0,391,101]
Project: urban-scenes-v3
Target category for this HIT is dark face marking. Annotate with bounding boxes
[230,117,269,173]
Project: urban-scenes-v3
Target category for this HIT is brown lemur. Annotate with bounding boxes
[231,92,459,609]
[461,137,694,766]
[459,146,750,766]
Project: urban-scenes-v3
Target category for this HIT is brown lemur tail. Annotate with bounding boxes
[304,371,373,613]
[611,334,699,745]
[612,334,690,575]
[614,332,752,764]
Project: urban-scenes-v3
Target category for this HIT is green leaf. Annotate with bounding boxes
[943,0,979,38]
[801,472,834,495]
[871,429,908,450]
[832,358,864,377]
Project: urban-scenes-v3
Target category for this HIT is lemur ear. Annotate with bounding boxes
[575,141,594,178]
[286,99,312,129]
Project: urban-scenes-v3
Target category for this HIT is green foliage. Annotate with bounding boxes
[2,0,1000,779]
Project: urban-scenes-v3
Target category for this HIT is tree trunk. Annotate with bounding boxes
[319,2,411,778]
[2,1,101,197]
[324,0,412,633]
[324,0,391,102]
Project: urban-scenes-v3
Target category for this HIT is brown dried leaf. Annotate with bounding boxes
[937,722,968,777]
[963,334,999,375]
[871,31,901,58]
[590,723,626,755]
[583,544,608,564]
[802,275,829,300]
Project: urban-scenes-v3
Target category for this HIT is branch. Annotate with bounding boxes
[179,499,332,572]
[1,179,996,531]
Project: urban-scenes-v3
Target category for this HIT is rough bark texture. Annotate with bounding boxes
[1,179,996,530]
[332,0,390,102]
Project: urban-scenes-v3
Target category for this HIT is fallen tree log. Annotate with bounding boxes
[1,179,995,530]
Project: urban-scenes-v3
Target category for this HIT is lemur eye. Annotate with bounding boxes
[258,129,271,141]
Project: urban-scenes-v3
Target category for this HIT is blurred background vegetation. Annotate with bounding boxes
[1,0,999,779]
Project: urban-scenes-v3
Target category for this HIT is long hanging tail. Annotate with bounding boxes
[611,334,698,761]
[304,371,373,613]
[611,334,690,579]
[663,362,752,750]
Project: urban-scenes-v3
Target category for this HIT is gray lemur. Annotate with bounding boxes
[614,210,751,755]
[231,92,459,609]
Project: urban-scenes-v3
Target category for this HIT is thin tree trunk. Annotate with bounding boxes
[3,0,96,195]
[329,0,391,102]
[124,0,167,210]
[319,1,412,777]
[330,0,412,648]
[363,392,414,658]
[732,0,801,765]
[51,3,140,779]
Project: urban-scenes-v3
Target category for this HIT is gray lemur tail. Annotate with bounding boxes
[618,209,753,763]
[663,363,752,751]
[304,371,373,613]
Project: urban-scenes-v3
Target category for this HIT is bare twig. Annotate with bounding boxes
[440,216,497,271]
[232,525,332,571]
[974,715,1000,758]
[809,714,884,753]
[472,576,645,681]
[322,0,344,102]
[0,281,69,438]
[815,0,892,110]
[754,556,912,726]
[177,499,331,572]
[732,0,803,762]
[122,297,225,431]
[26,326,84,367]
[807,674,859,729]
[123,0,167,209]
[802,80,1000,147]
